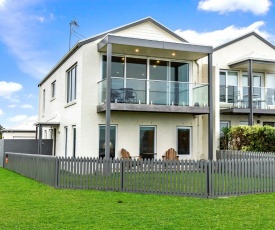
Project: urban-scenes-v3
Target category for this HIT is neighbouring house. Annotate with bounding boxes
[2,121,36,139]
[37,17,214,160]
[200,31,275,149]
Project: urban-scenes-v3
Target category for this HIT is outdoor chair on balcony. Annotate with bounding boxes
[120,88,137,103]
[162,148,179,160]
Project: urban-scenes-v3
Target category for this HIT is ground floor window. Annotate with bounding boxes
[64,126,68,157]
[177,127,191,155]
[263,122,275,127]
[220,121,230,136]
[139,126,156,159]
[72,126,76,158]
[99,125,116,158]
[240,121,249,126]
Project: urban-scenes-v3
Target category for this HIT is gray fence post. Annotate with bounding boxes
[120,160,124,191]
[54,157,59,187]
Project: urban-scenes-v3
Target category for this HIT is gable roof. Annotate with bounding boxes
[213,31,275,52]
[79,17,188,46]
[38,17,187,86]
[2,121,36,132]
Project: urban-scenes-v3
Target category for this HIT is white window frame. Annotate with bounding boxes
[72,126,76,158]
[177,127,192,156]
[66,65,77,103]
[220,70,239,103]
[42,89,46,114]
[220,121,230,136]
[51,81,56,98]
[139,125,157,156]
[98,125,117,157]
[64,126,68,157]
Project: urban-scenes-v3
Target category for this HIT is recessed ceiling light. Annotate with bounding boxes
[172,53,176,56]
[156,60,160,63]
[122,57,125,60]
[135,49,139,52]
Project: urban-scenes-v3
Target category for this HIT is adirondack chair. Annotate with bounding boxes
[121,148,142,159]
[162,148,179,160]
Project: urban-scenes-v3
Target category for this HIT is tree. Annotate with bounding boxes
[0,124,4,139]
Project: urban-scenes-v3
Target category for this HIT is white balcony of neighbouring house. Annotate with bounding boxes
[220,85,275,115]
[97,77,209,114]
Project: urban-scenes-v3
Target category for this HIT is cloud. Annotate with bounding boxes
[8,114,37,123]
[8,104,16,108]
[27,115,38,122]
[0,0,55,79]
[21,104,33,109]
[198,0,272,15]
[175,21,274,47]
[0,81,23,98]
[0,109,3,116]
[8,114,28,123]
[0,0,7,8]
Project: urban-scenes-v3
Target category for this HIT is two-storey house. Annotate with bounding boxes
[37,17,213,160]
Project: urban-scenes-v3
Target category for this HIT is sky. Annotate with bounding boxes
[0,0,275,128]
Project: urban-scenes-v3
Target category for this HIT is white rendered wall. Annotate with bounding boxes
[2,132,36,139]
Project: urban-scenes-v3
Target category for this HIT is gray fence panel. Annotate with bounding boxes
[0,140,4,167]
[4,152,57,186]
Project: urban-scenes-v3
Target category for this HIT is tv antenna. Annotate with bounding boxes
[69,20,79,50]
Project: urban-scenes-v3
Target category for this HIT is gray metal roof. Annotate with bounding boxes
[214,31,275,52]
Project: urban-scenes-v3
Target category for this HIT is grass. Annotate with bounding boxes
[1,167,275,229]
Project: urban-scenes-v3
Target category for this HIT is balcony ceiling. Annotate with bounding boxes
[98,35,213,61]
[229,58,275,72]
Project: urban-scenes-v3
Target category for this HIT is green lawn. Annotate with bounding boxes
[1,168,275,230]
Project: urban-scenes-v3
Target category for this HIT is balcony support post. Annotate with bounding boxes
[208,53,213,160]
[105,43,112,158]
[248,59,253,125]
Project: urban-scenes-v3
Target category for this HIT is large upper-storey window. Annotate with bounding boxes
[67,65,77,103]
[101,55,191,106]
[220,71,238,103]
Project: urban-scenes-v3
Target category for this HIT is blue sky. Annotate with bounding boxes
[0,0,274,128]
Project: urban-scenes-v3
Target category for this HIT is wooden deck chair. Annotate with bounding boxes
[121,148,141,159]
[162,148,179,160]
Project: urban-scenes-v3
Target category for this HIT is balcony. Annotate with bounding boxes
[220,85,275,115]
[97,77,209,114]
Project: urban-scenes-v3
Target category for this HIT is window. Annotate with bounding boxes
[101,55,190,105]
[99,125,116,158]
[220,121,230,136]
[240,121,249,126]
[177,127,191,155]
[263,122,275,127]
[102,55,124,79]
[64,126,68,157]
[42,89,45,114]
[67,65,77,103]
[219,71,238,103]
[51,81,56,98]
[139,126,156,159]
[72,126,76,157]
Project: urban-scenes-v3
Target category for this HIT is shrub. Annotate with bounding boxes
[220,125,275,152]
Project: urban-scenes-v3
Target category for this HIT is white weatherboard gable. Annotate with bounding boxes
[115,21,184,43]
